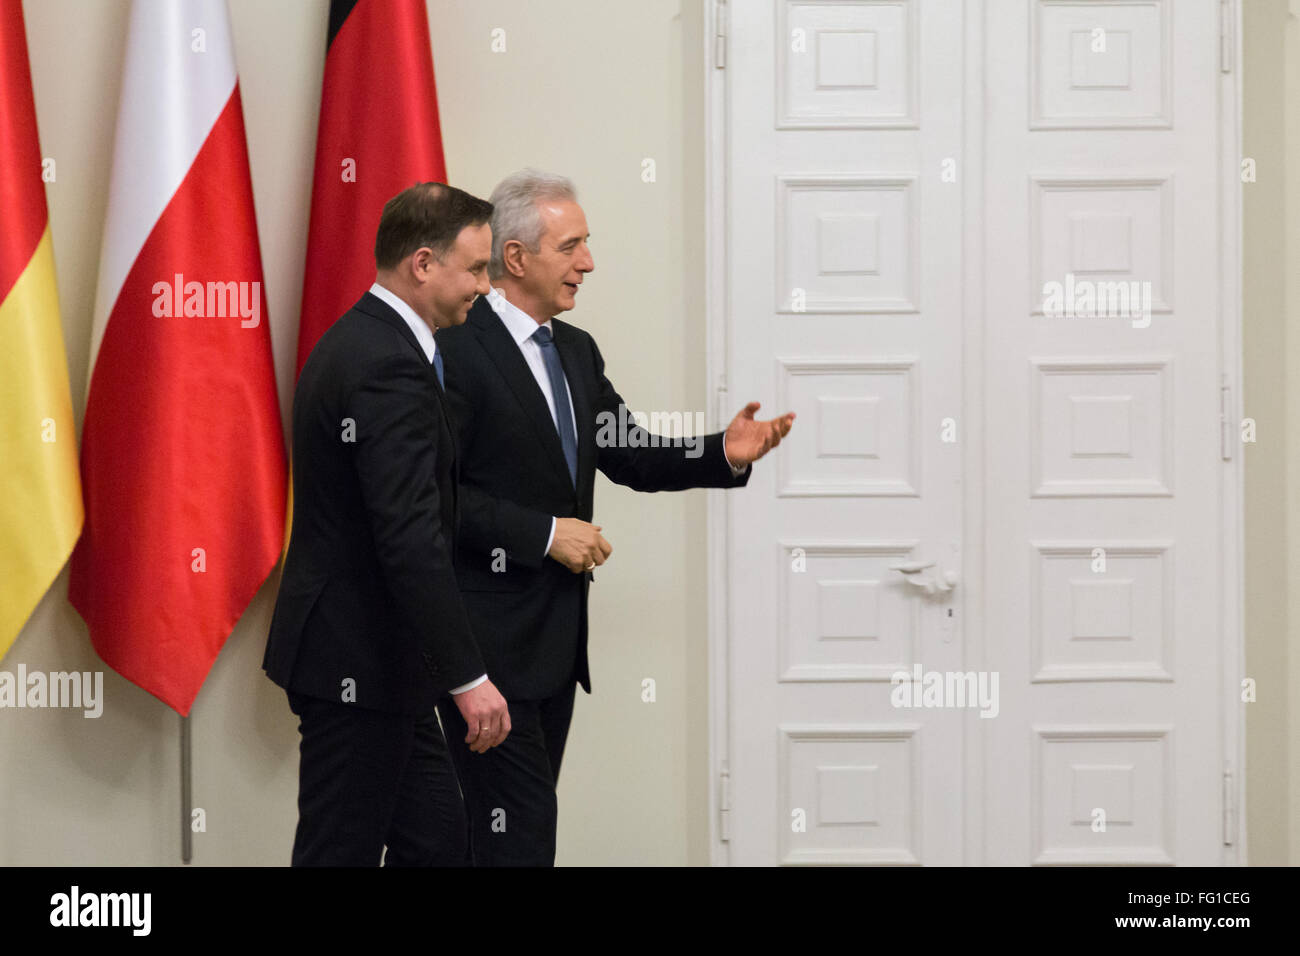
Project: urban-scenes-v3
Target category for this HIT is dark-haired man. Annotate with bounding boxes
[264,182,509,866]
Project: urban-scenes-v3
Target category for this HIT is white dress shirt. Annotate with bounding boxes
[485,286,572,556]
[369,282,438,365]
[368,283,486,696]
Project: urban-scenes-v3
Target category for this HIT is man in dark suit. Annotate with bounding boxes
[435,169,795,865]
[264,182,511,866]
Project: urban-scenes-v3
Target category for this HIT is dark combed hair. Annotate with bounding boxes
[373,182,494,269]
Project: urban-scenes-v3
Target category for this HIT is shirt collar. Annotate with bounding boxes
[486,286,553,346]
[368,282,436,364]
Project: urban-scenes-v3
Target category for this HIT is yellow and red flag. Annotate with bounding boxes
[0,0,83,661]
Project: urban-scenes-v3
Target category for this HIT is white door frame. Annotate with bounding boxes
[1220,0,1248,864]
[701,0,1247,865]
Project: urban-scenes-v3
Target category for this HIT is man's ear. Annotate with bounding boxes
[410,246,436,281]
[503,239,528,279]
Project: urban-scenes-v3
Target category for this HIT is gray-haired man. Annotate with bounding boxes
[434,169,794,865]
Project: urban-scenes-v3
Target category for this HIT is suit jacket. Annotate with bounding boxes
[436,296,749,701]
[263,291,485,715]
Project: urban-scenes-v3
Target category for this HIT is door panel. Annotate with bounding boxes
[982,0,1225,865]
[720,0,1236,865]
[726,0,966,865]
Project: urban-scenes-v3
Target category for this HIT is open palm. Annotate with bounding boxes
[724,402,796,466]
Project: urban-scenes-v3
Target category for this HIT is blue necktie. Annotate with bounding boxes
[432,348,445,389]
[533,326,577,486]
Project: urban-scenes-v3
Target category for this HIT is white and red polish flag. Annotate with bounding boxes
[69,0,286,715]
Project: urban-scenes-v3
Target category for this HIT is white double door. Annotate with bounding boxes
[720,0,1240,864]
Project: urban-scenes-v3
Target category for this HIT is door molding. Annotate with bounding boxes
[1219,0,1247,860]
[703,0,730,868]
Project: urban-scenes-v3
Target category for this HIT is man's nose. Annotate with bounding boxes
[578,246,594,273]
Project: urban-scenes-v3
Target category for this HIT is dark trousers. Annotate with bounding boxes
[436,680,577,867]
[287,690,469,866]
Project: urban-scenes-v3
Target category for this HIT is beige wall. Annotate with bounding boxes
[1244,0,1300,866]
[2,0,1293,866]
[5,0,710,867]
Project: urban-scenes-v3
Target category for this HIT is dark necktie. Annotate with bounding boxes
[432,347,445,389]
[532,326,577,486]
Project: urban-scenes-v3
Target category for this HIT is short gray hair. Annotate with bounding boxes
[488,169,578,280]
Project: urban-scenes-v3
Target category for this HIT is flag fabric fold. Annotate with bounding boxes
[283,0,450,551]
[296,0,449,375]
[0,0,83,660]
[68,0,286,715]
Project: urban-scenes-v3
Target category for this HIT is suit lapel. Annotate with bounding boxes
[354,290,458,483]
[470,299,575,487]
[355,291,428,366]
[428,367,458,482]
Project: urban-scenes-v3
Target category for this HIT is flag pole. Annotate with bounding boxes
[180,714,192,863]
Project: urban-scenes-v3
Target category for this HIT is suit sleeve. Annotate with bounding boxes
[442,349,552,569]
[349,353,485,688]
[589,335,751,492]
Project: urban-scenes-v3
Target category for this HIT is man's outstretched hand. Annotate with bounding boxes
[724,402,796,466]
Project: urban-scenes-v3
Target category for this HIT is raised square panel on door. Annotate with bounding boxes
[1030,176,1173,316]
[778,541,920,681]
[776,176,918,314]
[776,0,918,128]
[1031,542,1174,681]
[776,358,920,496]
[1030,358,1173,496]
[1032,727,1174,864]
[780,725,921,864]
[1030,0,1171,129]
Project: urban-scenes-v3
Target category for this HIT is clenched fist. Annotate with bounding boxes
[548,517,612,574]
